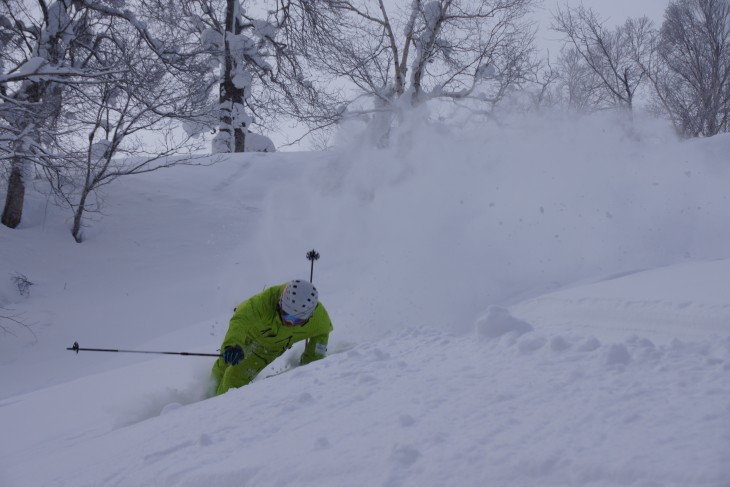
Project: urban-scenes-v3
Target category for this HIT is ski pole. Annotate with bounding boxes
[66,341,221,358]
[306,249,320,283]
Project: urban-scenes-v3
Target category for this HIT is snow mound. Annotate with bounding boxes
[475,305,534,338]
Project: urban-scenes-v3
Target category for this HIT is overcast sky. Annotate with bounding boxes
[535,0,671,53]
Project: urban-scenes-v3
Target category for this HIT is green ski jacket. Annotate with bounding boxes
[212,283,333,394]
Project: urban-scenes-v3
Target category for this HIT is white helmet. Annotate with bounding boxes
[280,280,318,320]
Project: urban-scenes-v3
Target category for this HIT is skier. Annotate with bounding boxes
[211,279,333,395]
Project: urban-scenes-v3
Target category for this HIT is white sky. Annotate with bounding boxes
[535,0,672,53]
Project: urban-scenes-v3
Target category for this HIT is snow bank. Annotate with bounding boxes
[2,327,728,486]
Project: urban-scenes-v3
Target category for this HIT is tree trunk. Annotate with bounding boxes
[234,124,246,152]
[218,0,247,153]
[2,78,46,229]
[71,189,89,243]
[218,80,247,152]
[1,160,26,228]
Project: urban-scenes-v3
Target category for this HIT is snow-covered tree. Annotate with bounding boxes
[182,0,334,152]
[0,0,75,228]
[42,11,212,242]
[0,0,214,233]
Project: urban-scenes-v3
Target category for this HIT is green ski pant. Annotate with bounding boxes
[211,343,280,395]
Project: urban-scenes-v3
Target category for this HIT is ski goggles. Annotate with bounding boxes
[278,304,309,326]
[281,313,308,326]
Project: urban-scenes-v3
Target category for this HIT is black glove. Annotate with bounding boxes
[222,345,244,365]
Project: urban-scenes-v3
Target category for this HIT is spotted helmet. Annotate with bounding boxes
[280,280,318,320]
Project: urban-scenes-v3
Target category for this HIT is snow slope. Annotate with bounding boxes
[2,323,728,487]
[513,259,730,343]
[1,112,729,486]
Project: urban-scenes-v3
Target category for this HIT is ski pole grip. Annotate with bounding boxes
[307,249,320,283]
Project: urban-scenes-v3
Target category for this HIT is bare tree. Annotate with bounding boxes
[529,56,561,109]
[0,306,34,341]
[552,3,647,114]
[298,0,538,144]
[555,45,612,112]
[652,0,730,137]
[1,273,35,341]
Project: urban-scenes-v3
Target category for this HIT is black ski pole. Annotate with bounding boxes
[66,341,221,358]
[306,249,320,283]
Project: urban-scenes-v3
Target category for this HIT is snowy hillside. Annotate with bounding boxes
[1,113,729,486]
